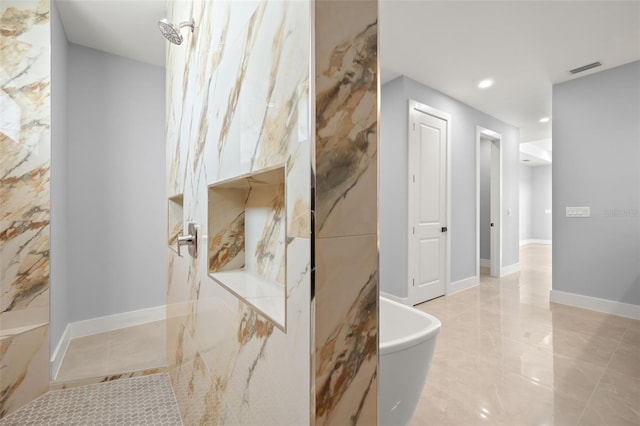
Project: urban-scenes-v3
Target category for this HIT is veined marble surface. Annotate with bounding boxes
[313,1,379,424]
[0,325,49,418]
[166,0,379,422]
[165,0,311,423]
[0,0,51,419]
[0,0,51,321]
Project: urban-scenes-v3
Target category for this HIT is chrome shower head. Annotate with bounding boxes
[158,18,194,45]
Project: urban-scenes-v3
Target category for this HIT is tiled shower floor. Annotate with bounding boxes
[55,320,169,383]
[0,374,182,426]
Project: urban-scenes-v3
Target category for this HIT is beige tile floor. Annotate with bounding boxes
[412,244,640,426]
[55,320,169,383]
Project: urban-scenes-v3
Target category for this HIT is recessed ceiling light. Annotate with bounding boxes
[539,117,550,123]
[478,79,494,89]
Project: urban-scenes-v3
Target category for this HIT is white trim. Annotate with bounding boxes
[475,128,480,279]
[446,107,451,305]
[66,305,166,339]
[550,290,640,320]
[479,259,490,268]
[447,276,479,295]
[49,305,166,380]
[492,134,503,277]
[500,262,520,277]
[380,291,410,306]
[50,323,71,380]
[520,239,552,246]
[407,100,451,305]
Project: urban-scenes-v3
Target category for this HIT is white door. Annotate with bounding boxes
[409,102,448,305]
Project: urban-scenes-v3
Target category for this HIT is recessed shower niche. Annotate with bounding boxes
[168,194,184,251]
[207,166,286,328]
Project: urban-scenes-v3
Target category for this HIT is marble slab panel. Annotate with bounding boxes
[0,0,51,326]
[314,0,378,240]
[0,1,50,417]
[208,187,249,272]
[0,325,49,418]
[314,234,379,425]
[167,194,184,249]
[313,0,379,424]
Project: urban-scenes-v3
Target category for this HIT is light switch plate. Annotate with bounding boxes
[566,207,590,218]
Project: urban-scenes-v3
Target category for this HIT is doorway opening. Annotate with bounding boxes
[476,127,502,278]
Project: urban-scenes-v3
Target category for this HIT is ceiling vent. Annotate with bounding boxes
[569,61,602,75]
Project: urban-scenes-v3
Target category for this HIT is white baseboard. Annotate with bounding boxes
[67,305,166,339]
[448,276,479,295]
[479,259,490,268]
[380,291,410,306]
[520,239,552,246]
[50,305,166,380]
[500,263,520,277]
[550,290,640,320]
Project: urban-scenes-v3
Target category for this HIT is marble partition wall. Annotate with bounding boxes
[0,0,51,418]
[165,0,378,423]
[165,0,312,423]
[313,1,379,424]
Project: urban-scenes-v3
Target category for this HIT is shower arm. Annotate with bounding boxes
[177,20,195,33]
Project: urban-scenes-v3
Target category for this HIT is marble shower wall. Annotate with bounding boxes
[0,0,51,418]
[165,0,311,423]
[313,1,379,424]
[166,0,378,423]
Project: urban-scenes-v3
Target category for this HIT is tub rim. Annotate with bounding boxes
[379,296,441,356]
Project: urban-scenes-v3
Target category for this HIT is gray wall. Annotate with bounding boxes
[50,0,69,351]
[553,60,640,305]
[67,44,166,322]
[479,138,491,260]
[519,165,532,241]
[519,164,552,242]
[532,165,552,241]
[380,76,520,298]
[380,77,408,297]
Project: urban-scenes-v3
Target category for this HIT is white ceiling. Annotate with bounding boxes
[381,1,640,142]
[56,0,166,68]
[56,0,640,143]
[520,139,552,167]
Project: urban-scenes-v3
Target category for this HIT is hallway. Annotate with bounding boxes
[412,244,639,425]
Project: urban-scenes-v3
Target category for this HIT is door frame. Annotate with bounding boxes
[475,126,503,278]
[407,100,451,305]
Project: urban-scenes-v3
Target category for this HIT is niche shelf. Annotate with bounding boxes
[208,166,286,329]
[167,194,184,252]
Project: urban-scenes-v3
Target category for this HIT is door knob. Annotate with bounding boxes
[441,226,448,233]
[490,223,494,227]
[177,222,199,257]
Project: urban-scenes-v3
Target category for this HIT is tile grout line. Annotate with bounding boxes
[575,321,627,424]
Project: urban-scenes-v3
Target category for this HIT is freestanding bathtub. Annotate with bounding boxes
[379,296,441,426]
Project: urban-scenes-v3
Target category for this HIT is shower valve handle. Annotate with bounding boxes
[177,222,199,258]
